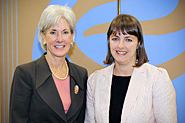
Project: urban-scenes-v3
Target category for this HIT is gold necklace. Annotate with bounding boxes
[50,60,69,80]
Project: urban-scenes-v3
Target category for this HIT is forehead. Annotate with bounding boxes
[111,30,128,36]
[110,24,139,39]
[111,32,136,38]
[49,18,70,29]
[110,31,138,40]
[109,17,139,36]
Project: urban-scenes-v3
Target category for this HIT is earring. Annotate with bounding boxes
[136,59,138,64]
[70,42,73,47]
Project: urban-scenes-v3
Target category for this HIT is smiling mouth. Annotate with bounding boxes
[55,45,65,48]
[116,51,127,55]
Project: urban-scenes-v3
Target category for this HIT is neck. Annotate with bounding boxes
[45,53,66,70]
[113,62,135,76]
[45,53,69,80]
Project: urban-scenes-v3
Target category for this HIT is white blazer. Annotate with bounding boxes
[85,63,177,123]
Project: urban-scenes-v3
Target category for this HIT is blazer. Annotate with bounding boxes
[10,53,88,123]
[85,63,177,123]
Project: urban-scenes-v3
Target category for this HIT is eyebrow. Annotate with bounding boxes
[63,29,70,31]
[50,28,70,31]
[124,35,134,38]
[111,35,119,38]
[49,29,57,31]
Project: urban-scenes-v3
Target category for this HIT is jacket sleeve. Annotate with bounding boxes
[9,66,33,123]
[84,72,97,123]
[152,68,177,123]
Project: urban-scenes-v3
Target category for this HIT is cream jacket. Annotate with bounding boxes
[85,63,177,123]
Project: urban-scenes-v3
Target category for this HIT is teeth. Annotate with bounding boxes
[117,51,127,55]
[55,45,64,48]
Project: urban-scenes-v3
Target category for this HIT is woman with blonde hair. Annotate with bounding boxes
[10,5,88,123]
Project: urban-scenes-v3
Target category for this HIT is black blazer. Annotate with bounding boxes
[9,54,88,123]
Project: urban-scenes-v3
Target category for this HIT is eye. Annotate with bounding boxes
[63,31,69,34]
[112,38,117,40]
[126,38,132,42]
[50,31,57,35]
[111,37,119,41]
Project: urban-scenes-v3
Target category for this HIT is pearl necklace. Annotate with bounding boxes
[50,60,69,80]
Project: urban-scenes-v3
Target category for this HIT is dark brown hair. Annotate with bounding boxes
[103,14,149,67]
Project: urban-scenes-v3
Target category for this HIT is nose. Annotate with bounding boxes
[118,40,125,48]
[57,33,63,42]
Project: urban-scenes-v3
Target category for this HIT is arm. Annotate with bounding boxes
[84,72,96,123]
[153,68,177,123]
[9,66,32,123]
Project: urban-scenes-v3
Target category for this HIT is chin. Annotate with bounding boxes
[53,53,66,58]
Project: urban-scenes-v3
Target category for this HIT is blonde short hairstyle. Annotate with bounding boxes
[38,5,76,51]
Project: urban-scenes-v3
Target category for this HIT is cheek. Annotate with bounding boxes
[109,42,115,49]
[44,36,52,42]
[129,45,137,53]
[109,44,114,53]
[66,36,73,42]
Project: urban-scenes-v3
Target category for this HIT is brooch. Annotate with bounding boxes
[74,85,79,94]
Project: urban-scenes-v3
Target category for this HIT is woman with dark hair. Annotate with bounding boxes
[85,14,177,123]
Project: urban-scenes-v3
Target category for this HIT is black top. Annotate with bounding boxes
[109,75,131,123]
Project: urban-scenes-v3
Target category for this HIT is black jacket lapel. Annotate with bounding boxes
[66,60,86,120]
[35,54,67,122]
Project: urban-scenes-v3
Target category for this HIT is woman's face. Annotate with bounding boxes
[110,31,139,66]
[42,18,74,59]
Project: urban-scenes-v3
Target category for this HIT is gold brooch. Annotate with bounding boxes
[74,85,79,94]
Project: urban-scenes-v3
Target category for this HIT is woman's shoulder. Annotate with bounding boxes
[143,63,168,73]
[88,64,114,80]
[15,60,36,73]
[68,62,87,73]
[14,55,46,77]
[15,55,44,72]
[142,63,170,80]
[67,62,88,79]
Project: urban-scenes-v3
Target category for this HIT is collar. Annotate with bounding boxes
[36,53,51,89]
[36,53,85,90]
[102,63,147,77]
